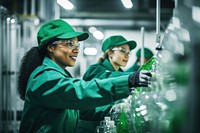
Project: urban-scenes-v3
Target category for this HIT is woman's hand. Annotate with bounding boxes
[128,70,152,87]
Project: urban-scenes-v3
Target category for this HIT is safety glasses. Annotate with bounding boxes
[52,39,80,49]
[112,47,131,56]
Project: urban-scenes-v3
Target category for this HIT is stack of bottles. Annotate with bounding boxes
[111,99,135,133]
[131,38,188,132]
[96,42,188,132]
[131,55,158,133]
[96,96,135,133]
[96,117,117,133]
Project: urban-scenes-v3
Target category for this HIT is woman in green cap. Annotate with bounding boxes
[76,35,152,133]
[18,19,152,133]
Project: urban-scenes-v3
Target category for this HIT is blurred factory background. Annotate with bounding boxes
[1,0,200,132]
[0,0,174,83]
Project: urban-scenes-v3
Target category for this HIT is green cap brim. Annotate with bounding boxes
[57,32,89,41]
[116,40,137,50]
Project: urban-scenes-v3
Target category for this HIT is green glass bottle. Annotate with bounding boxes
[136,56,156,93]
[116,111,129,133]
[138,56,156,71]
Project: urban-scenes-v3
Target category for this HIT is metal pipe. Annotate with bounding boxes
[140,27,145,65]
[156,0,161,46]
[10,17,18,133]
[23,0,28,15]
[2,14,8,133]
[31,0,36,16]
[6,16,12,130]
[0,6,3,131]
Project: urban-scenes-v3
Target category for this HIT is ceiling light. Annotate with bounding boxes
[57,0,74,10]
[88,26,104,40]
[121,0,133,9]
[93,30,104,40]
[88,27,97,33]
[84,47,98,56]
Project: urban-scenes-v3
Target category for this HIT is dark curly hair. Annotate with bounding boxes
[17,46,46,100]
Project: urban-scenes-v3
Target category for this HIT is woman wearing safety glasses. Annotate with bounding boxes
[18,19,151,133]
[76,35,152,133]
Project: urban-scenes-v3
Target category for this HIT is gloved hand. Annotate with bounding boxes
[128,70,152,87]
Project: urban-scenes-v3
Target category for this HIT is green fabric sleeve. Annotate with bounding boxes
[83,63,131,81]
[26,69,130,110]
[80,104,112,121]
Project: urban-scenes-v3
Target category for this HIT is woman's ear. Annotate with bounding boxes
[107,50,113,57]
[108,50,115,60]
[47,45,54,53]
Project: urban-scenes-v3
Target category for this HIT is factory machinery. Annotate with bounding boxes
[1,0,200,133]
[96,0,200,133]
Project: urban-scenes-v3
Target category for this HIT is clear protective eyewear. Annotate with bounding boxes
[112,47,131,56]
[52,39,80,49]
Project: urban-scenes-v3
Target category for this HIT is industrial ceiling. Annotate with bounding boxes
[1,0,175,30]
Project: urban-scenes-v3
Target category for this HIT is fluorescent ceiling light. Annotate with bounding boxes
[57,0,74,10]
[93,30,104,40]
[121,0,133,9]
[84,47,98,56]
[88,26,97,33]
[88,26,104,40]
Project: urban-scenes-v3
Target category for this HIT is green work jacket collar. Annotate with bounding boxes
[102,59,123,72]
[43,57,73,77]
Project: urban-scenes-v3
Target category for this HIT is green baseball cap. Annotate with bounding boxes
[37,19,89,49]
[102,35,137,52]
[136,48,153,58]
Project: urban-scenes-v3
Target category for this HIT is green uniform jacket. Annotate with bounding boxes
[126,61,139,72]
[76,59,131,133]
[19,57,130,133]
